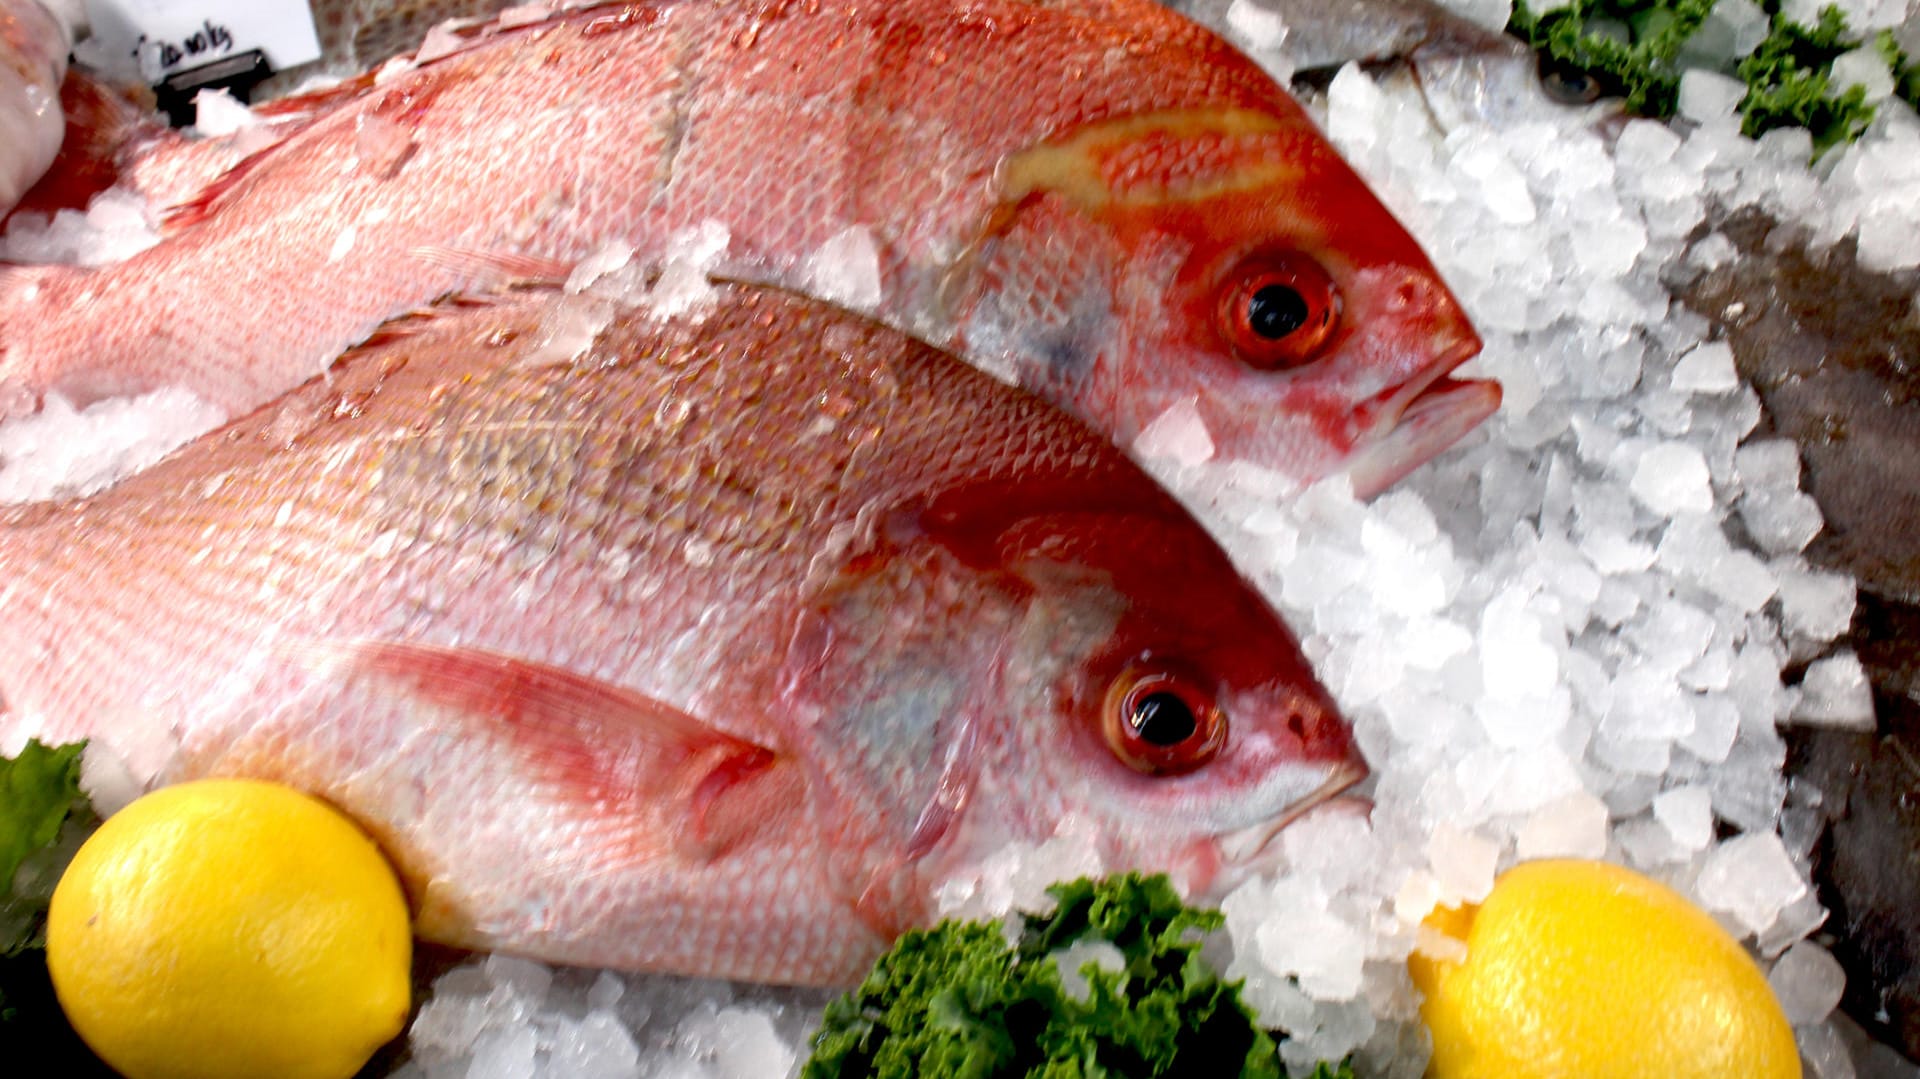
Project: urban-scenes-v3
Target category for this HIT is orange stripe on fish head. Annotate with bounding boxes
[962,106,1493,494]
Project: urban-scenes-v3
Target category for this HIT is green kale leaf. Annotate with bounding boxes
[802,874,1355,1079]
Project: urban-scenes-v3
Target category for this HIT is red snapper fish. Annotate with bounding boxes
[0,282,1365,984]
[0,0,1494,496]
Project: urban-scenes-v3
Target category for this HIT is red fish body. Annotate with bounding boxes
[0,0,1492,494]
[0,283,1363,984]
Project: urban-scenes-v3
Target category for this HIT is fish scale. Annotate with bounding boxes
[1,0,1492,493]
[0,282,1363,983]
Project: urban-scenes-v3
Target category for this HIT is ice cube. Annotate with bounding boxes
[1253,882,1368,1001]
[1428,824,1500,905]
[1830,47,1895,103]
[549,1011,642,1078]
[1791,652,1875,730]
[1670,341,1739,394]
[804,225,885,312]
[483,955,552,1008]
[1051,938,1128,1003]
[1776,564,1856,643]
[191,88,260,137]
[1651,785,1715,851]
[1677,71,1748,125]
[1694,832,1809,936]
[1514,790,1609,859]
[1629,441,1714,515]
[1133,395,1217,466]
[1225,0,1289,51]
[1768,940,1847,1025]
[696,1007,799,1079]
[1741,491,1824,554]
[466,1025,537,1079]
[1797,1019,1859,1079]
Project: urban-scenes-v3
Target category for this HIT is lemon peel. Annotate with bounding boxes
[46,778,412,1079]
[1411,858,1800,1079]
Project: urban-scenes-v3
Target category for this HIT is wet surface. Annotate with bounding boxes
[1675,206,1920,1063]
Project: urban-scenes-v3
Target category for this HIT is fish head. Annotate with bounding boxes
[837,476,1367,901]
[968,103,1497,497]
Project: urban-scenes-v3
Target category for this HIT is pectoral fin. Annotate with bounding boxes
[296,640,801,862]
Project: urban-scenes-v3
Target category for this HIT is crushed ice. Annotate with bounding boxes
[21,0,1920,1071]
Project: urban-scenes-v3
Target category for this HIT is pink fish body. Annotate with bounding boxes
[0,0,1492,494]
[0,283,1364,984]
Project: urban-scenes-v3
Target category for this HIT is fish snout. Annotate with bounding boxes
[1340,268,1496,496]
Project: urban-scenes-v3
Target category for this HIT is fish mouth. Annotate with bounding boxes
[1213,753,1371,866]
[1346,339,1500,499]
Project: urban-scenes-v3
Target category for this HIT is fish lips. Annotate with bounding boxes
[1211,750,1371,867]
[1345,337,1500,498]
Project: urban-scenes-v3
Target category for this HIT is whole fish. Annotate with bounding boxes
[0,0,1493,496]
[0,281,1365,985]
[0,0,72,214]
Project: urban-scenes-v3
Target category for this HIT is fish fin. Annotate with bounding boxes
[407,245,578,288]
[158,143,281,232]
[304,640,801,862]
[249,70,384,121]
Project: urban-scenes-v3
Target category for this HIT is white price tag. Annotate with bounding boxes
[80,0,322,84]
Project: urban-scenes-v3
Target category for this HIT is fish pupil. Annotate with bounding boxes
[1247,285,1309,340]
[1131,692,1197,746]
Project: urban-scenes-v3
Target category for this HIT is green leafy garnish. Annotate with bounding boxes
[1,740,90,954]
[1510,0,1719,115]
[1510,0,1920,156]
[1736,5,1876,152]
[803,873,1356,1078]
[1,740,97,1025]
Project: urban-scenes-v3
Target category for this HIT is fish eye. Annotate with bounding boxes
[1102,664,1226,776]
[1538,58,1605,105]
[1218,253,1339,370]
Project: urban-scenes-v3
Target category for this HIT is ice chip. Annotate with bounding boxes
[1830,47,1895,103]
[1741,491,1824,554]
[1133,395,1217,466]
[1224,0,1289,51]
[1797,1019,1858,1079]
[1768,940,1847,1024]
[191,88,261,137]
[1734,439,1802,490]
[1051,938,1127,1003]
[1670,341,1739,393]
[1695,832,1809,936]
[1514,790,1609,859]
[804,225,885,312]
[1776,565,1856,642]
[1791,651,1875,730]
[1428,824,1499,905]
[466,1024,538,1079]
[1651,785,1715,851]
[1629,441,1714,515]
[550,1011,642,1078]
[1252,881,1368,1001]
[704,1007,799,1079]
[483,955,553,1007]
[0,389,228,504]
[1677,71,1748,124]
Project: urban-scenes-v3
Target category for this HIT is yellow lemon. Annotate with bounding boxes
[46,778,412,1079]
[1410,858,1800,1079]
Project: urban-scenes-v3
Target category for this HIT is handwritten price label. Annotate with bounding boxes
[81,0,322,84]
